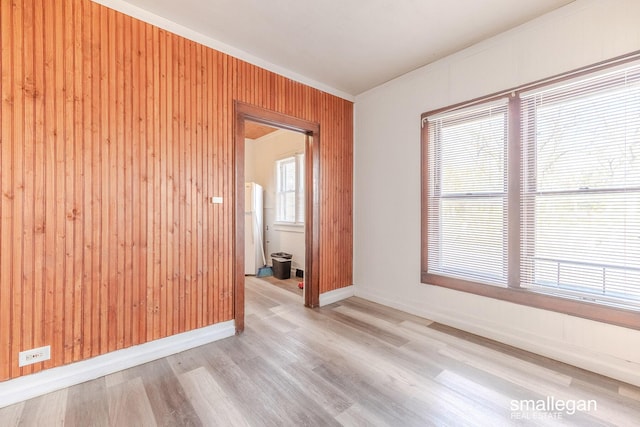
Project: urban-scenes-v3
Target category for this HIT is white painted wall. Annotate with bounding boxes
[246,130,306,274]
[354,0,640,387]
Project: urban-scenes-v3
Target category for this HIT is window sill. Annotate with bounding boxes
[273,222,305,233]
[421,272,640,331]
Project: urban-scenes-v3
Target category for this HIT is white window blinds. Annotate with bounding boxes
[520,64,640,307]
[427,100,509,285]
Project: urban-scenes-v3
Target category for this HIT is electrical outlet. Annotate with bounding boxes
[211,196,223,204]
[19,345,51,367]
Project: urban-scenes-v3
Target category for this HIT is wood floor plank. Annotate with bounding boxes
[134,358,202,426]
[257,276,304,298]
[64,377,109,427]
[619,384,640,401]
[250,322,327,370]
[438,344,573,391]
[339,296,433,326]
[236,356,342,427]
[107,377,157,427]
[435,369,524,423]
[246,276,300,306]
[401,321,577,394]
[244,288,280,319]
[200,345,295,426]
[334,303,447,351]
[104,370,128,388]
[279,302,445,383]
[400,319,451,349]
[253,308,299,333]
[285,361,354,417]
[19,388,68,426]
[321,307,410,348]
[0,401,24,426]
[400,385,488,427]
[178,366,250,427]
[334,402,393,427]
[313,360,431,426]
[166,344,214,376]
[429,321,625,393]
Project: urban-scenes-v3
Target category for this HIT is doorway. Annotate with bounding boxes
[245,123,304,298]
[234,102,320,332]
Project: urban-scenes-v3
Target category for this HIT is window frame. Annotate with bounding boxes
[421,50,640,330]
[275,154,304,226]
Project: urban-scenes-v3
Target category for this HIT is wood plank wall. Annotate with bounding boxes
[0,0,353,381]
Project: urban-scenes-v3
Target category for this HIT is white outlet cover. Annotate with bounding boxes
[211,196,223,204]
[18,345,51,367]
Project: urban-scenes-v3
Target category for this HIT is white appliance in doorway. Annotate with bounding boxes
[245,182,265,275]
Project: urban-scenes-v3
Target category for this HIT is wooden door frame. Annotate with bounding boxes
[234,101,320,333]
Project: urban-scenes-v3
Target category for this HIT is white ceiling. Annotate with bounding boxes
[118,0,575,97]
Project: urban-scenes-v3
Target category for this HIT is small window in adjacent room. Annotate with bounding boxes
[275,154,304,224]
[421,52,640,329]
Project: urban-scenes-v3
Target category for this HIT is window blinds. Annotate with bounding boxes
[520,64,640,307]
[427,100,509,285]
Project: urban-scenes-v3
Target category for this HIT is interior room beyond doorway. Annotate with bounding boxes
[244,121,306,299]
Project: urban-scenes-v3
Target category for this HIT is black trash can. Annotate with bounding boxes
[271,252,292,279]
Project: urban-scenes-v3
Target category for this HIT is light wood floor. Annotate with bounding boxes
[253,275,303,297]
[2,277,640,426]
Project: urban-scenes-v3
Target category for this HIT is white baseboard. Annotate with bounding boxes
[319,285,355,307]
[0,320,236,409]
[355,288,640,388]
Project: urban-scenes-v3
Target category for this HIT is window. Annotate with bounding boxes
[520,66,640,306]
[422,53,640,328]
[276,154,304,224]
[427,101,508,285]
